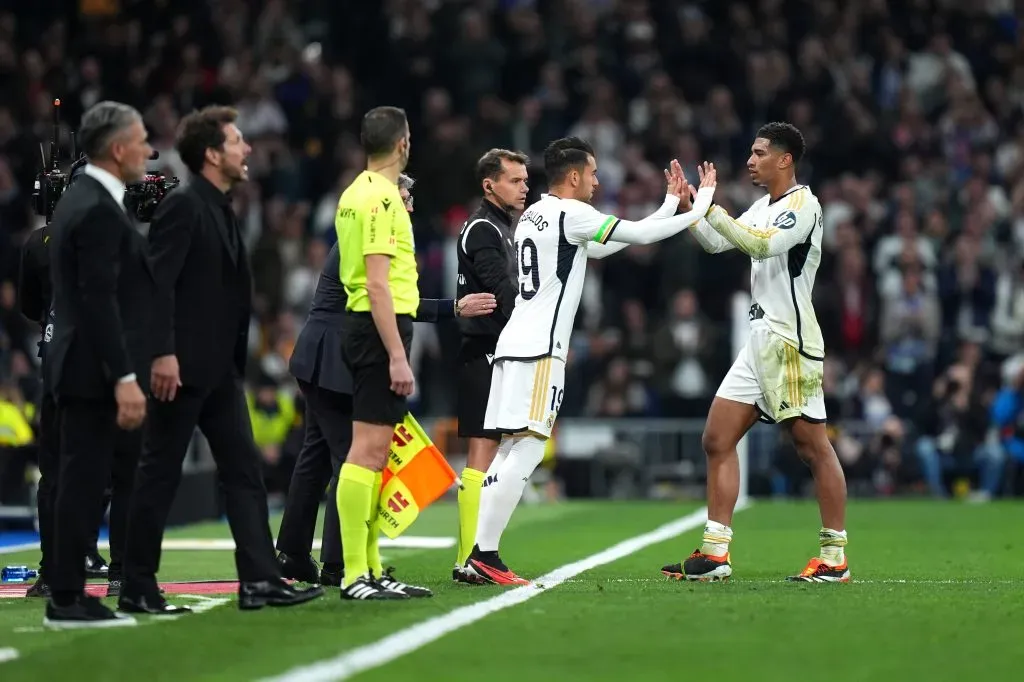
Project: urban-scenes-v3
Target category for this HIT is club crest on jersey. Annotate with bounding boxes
[773,210,798,229]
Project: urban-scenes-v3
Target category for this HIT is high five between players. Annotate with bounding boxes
[462,137,718,585]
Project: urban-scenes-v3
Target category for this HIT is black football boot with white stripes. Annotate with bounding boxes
[340,573,408,601]
[377,567,433,598]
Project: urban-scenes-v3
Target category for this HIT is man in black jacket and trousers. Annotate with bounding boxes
[276,174,495,588]
[452,149,528,580]
[20,223,119,598]
[42,100,152,628]
[119,106,322,613]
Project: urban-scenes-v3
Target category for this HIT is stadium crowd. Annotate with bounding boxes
[0,0,1022,501]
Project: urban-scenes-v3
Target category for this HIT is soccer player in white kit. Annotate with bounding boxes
[660,123,850,583]
[462,137,718,585]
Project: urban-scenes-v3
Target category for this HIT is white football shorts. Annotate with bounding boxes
[483,356,566,439]
[716,319,827,424]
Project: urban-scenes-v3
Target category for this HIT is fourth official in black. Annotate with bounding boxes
[453,149,529,581]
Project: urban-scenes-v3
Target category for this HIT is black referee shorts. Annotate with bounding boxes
[457,336,500,441]
[342,312,414,426]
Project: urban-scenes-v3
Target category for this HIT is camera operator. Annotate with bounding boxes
[42,100,152,628]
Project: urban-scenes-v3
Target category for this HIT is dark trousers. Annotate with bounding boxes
[122,373,280,594]
[38,393,131,582]
[276,381,352,567]
[50,398,141,596]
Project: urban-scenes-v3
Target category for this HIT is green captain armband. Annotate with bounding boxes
[592,215,620,244]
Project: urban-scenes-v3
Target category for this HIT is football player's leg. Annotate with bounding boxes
[663,348,758,581]
[468,358,560,585]
[769,344,849,582]
[785,418,849,582]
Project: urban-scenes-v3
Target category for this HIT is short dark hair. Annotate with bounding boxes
[360,106,408,158]
[476,148,529,184]
[756,122,806,164]
[543,137,595,184]
[176,106,238,174]
[79,101,142,160]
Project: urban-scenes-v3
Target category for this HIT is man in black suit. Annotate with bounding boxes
[119,105,322,613]
[19,223,117,599]
[43,100,152,628]
[276,174,495,588]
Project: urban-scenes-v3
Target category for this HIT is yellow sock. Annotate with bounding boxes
[456,468,486,566]
[367,471,384,578]
[337,463,376,588]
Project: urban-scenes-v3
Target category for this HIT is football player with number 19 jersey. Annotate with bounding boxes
[461,137,717,585]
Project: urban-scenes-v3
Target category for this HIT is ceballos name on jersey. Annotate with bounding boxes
[520,209,549,231]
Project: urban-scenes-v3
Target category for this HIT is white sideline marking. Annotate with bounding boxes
[560,578,1024,586]
[262,505,727,682]
[0,647,18,664]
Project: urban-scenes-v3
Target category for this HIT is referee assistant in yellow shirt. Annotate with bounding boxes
[336,106,422,601]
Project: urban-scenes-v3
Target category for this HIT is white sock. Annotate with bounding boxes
[700,520,733,557]
[482,436,514,488]
[474,435,546,552]
[819,528,847,566]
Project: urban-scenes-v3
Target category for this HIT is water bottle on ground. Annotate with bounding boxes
[1,566,38,583]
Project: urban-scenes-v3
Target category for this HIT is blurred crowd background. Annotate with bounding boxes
[1,0,1023,506]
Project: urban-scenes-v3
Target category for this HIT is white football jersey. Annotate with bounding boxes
[494,194,622,362]
[694,185,825,359]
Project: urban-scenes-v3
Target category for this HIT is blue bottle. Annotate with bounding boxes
[1,566,38,583]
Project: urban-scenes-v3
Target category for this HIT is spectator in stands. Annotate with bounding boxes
[880,263,941,417]
[991,356,1024,494]
[916,342,1005,499]
[247,375,297,497]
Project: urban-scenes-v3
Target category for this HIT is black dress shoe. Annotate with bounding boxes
[277,552,321,584]
[45,595,137,629]
[319,563,343,587]
[118,592,192,616]
[238,579,324,610]
[85,553,109,578]
[26,579,51,598]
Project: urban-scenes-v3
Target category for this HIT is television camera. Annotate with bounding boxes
[32,99,180,223]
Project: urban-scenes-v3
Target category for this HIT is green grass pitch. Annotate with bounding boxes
[0,499,1021,680]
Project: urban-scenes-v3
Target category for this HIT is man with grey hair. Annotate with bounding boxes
[42,100,154,628]
[275,173,496,593]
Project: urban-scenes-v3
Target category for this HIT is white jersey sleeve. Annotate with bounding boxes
[704,193,818,260]
[586,193,683,259]
[564,188,714,247]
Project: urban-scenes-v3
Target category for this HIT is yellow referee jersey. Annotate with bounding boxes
[336,170,419,316]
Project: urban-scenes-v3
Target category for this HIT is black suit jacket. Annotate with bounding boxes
[148,174,252,388]
[289,242,459,396]
[289,243,352,395]
[45,175,156,400]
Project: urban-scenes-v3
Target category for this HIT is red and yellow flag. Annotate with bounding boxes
[376,414,457,539]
